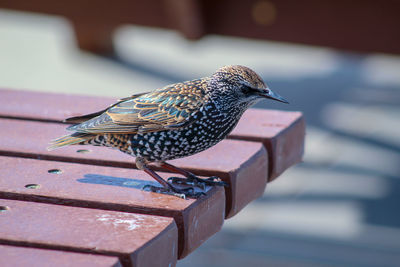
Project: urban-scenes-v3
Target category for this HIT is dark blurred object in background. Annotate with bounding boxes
[1,0,400,54]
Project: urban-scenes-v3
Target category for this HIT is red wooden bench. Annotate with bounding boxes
[1,1,399,54]
[0,89,304,266]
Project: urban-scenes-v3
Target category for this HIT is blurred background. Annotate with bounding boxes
[1,1,399,266]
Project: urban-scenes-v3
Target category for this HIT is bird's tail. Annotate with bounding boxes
[47,132,94,151]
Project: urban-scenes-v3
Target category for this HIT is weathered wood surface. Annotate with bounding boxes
[0,245,122,267]
[0,199,177,267]
[0,156,225,258]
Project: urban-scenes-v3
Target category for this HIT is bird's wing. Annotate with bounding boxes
[64,93,147,124]
[67,80,207,134]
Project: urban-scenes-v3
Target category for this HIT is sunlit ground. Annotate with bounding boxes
[1,8,400,267]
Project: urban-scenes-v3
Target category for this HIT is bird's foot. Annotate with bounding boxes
[142,184,205,199]
[168,175,228,190]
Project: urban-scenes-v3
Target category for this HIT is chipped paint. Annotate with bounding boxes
[96,213,146,231]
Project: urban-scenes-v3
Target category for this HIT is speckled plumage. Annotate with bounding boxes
[49,65,288,198]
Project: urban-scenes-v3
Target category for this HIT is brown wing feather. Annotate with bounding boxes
[64,92,147,124]
[67,79,208,134]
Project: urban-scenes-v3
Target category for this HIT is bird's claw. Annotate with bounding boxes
[168,176,194,185]
[168,176,206,190]
[190,174,228,188]
[142,184,205,199]
[169,175,228,189]
[171,186,206,198]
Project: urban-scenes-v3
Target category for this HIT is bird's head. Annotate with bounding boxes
[210,65,288,108]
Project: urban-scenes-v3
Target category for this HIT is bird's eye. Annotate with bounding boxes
[241,85,253,94]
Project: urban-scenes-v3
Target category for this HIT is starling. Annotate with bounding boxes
[48,65,288,198]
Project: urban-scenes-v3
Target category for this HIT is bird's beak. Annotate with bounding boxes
[258,87,289,104]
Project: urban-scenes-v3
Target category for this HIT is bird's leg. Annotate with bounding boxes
[136,157,204,199]
[161,162,228,189]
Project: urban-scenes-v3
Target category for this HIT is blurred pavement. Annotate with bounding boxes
[1,9,400,267]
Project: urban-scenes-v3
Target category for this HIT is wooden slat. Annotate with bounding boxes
[0,245,122,267]
[0,117,268,218]
[0,89,113,122]
[230,109,305,181]
[0,199,177,267]
[0,88,303,181]
[0,156,225,258]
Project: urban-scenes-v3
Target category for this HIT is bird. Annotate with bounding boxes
[48,65,288,198]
